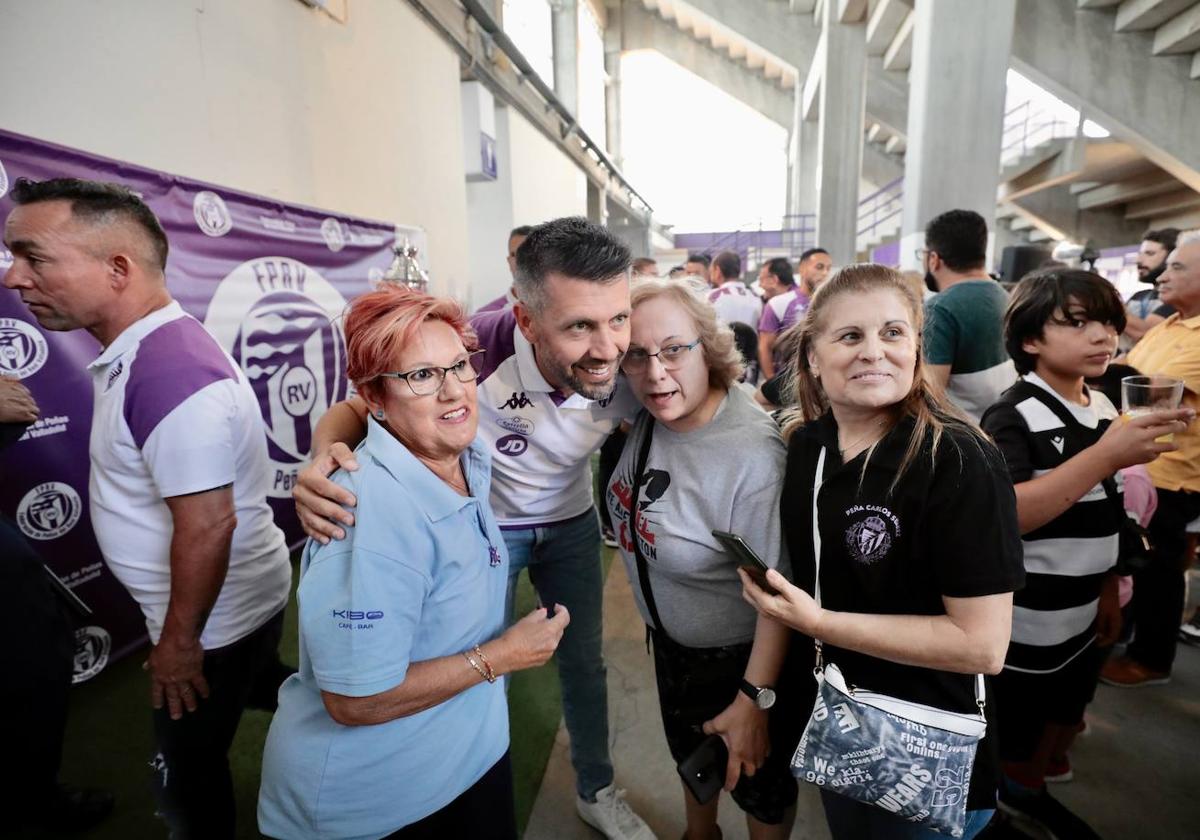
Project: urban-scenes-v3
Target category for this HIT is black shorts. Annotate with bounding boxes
[993,642,1106,762]
[650,628,800,824]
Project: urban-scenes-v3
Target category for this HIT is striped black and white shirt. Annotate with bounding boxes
[982,373,1120,673]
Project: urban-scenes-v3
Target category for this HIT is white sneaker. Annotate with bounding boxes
[576,783,656,840]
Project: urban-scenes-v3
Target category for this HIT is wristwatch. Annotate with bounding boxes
[739,679,776,710]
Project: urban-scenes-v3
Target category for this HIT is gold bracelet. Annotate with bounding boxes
[463,650,495,683]
[473,645,496,682]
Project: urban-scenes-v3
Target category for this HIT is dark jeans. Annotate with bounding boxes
[0,516,75,821]
[151,610,289,840]
[1128,488,1200,673]
[820,791,995,840]
[597,428,627,531]
[383,751,517,839]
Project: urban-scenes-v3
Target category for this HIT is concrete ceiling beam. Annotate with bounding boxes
[1153,5,1200,54]
[1077,0,1123,7]
[1114,0,1195,32]
[882,11,914,71]
[866,0,913,56]
[1125,187,1200,218]
[1075,168,1181,207]
[885,135,906,154]
[837,0,870,23]
[1193,49,1200,76]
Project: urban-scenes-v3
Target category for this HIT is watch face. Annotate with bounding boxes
[757,687,777,710]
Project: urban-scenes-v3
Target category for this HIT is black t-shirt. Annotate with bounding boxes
[780,412,1025,810]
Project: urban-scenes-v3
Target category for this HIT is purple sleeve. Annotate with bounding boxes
[469,308,518,383]
[759,302,782,333]
[124,318,237,450]
[708,288,722,303]
[475,294,508,314]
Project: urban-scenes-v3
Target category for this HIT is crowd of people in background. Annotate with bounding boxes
[4,176,1199,840]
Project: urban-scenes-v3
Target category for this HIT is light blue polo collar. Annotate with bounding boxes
[362,416,486,522]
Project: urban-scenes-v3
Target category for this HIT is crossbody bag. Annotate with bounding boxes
[790,447,987,838]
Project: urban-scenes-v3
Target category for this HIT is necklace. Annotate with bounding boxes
[838,419,887,456]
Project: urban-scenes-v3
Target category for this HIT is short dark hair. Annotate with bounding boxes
[509,225,534,239]
[1142,227,1180,252]
[713,250,741,281]
[764,257,795,287]
[632,257,658,274]
[925,209,988,272]
[10,177,169,271]
[1004,267,1127,375]
[685,252,711,268]
[513,216,630,312]
[799,247,829,263]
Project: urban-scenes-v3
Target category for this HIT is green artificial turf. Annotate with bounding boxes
[29,550,610,839]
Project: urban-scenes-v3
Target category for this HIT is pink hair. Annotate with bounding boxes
[344,286,477,400]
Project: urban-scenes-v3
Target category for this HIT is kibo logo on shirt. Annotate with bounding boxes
[331,609,384,620]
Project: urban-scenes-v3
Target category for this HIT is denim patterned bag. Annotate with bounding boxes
[791,448,987,838]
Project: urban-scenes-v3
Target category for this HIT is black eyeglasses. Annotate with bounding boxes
[377,351,483,396]
[621,339,702,373]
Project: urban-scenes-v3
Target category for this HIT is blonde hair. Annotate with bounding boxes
[629,276,744,389]
[781,263,983,488]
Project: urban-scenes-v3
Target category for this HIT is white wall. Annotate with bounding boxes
[0,0,471,298]
[508,110,589,229]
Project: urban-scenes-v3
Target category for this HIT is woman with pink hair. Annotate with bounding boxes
[259,286,568,840]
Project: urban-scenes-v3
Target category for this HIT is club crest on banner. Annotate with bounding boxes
[73,625,112,684]
[204,256,349,498]
[17,481,82,540]
[0,158,9,198]
[0,317,49,379]
[193,190,233,237]
[321,217,347,252]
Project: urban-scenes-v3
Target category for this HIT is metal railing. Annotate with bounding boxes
[1000,99,1080,168]
[857,177,903,242]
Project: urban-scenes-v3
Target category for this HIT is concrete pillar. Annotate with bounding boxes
[552,0,580,117]
[815,1,868,265]
[587,180,609,226]
[798,119,819,217]
[604,0,624,169]
[898,0,1016,269]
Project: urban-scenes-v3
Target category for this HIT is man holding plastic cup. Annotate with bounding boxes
[1102,230,1200,687]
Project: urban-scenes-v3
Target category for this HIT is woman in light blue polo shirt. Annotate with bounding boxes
[258,287,569,840]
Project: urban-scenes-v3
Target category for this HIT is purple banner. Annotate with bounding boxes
[0,129,398,680]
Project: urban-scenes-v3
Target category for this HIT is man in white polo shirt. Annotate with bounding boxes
[707,249,762,330]
[3,178,292,840]
[295,217,655,840]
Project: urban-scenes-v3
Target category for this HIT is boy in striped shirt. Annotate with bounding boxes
[981,268,1191,838]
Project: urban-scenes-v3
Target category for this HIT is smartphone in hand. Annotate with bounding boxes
[676,733,728,804]
[711,529,780,596]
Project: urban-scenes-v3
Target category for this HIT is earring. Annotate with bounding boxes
[375,410,385,420]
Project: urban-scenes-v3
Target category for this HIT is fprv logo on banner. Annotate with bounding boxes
[17,481,82,540]
[0,317,49,379]
[205,256,349,497]
[73,626,112,684]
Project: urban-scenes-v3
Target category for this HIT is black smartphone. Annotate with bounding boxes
[711,529,780,596]
[676,733,728,805]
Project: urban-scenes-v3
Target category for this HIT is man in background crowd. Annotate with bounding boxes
[756,256,806,380]
[707,249,762,329]
[796,246,832,297]
[1122,227,1179,349]
[921,209,1017,420]
[477,224,535,313]
[684,252,711,280]
[632,257,659,277]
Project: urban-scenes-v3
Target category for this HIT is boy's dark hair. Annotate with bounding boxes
[10,177,169,271]
[685,252,712,268]
[799,247,829,263]
[513,216,630,312]
[925,209,988,273]
[1005,268,1127,375]
[509,224,534,239]
[1142,227,1180,252]
[713,250,741,281]
[764,257,795,287]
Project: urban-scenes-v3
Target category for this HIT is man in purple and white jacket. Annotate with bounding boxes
[755,256,808,380]
[4,178,292,840]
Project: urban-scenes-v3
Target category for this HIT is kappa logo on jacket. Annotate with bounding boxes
[498,391,533,410]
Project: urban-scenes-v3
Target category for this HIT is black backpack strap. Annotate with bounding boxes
[629,420,669,645]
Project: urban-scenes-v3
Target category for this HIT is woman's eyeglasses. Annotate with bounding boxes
[621,339,702,373]
[377,350,483,396]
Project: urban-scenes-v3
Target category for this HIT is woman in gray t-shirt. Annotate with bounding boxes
[604,278,799,839]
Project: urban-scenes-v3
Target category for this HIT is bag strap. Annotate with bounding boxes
[809,444,986,714]
[630,420,670,643]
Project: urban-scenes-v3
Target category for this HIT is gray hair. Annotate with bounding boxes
[513,217,631,312]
